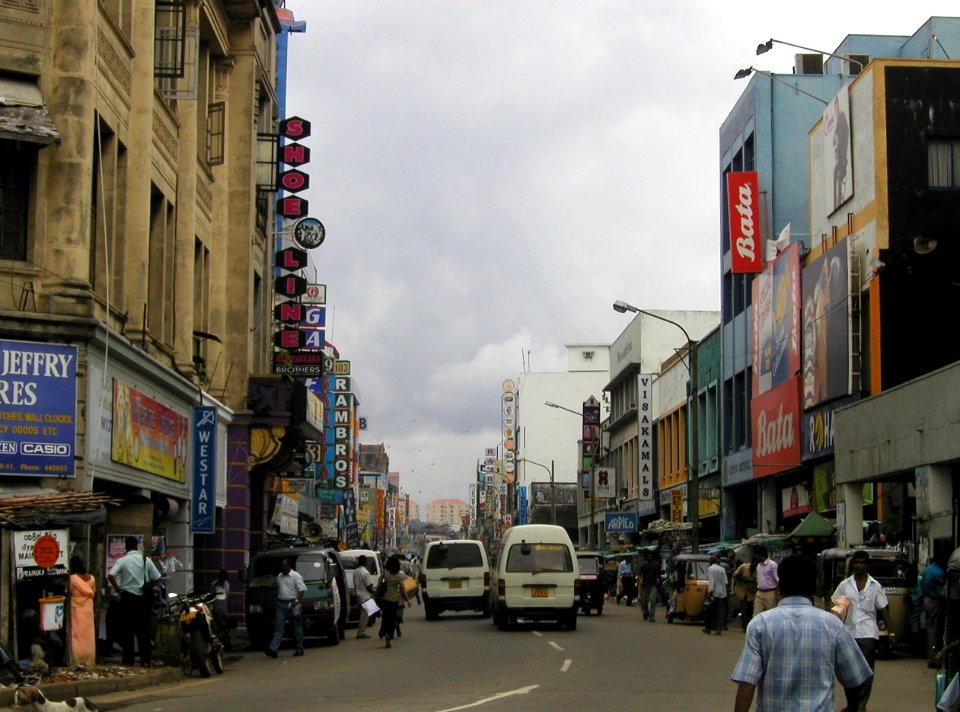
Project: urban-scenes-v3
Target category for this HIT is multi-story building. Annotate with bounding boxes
[426,498,469,529]
[0,0,327,653]
[719,17,960,558]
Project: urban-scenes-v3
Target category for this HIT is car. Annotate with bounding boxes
[491,524,580,631]
[419,540,491,620]
[338,549,382,626]
[243,547,349,649]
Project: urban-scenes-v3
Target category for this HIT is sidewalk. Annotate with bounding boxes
[0,665,182,710]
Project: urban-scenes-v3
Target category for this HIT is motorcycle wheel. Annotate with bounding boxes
[210,646,224,675]
[191,634,212,678]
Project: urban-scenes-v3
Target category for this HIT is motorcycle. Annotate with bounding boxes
[159,591,224,678]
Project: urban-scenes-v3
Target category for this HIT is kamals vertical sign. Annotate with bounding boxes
[637,374,655,512]
[191,406,217,534]
[727,171,763,274]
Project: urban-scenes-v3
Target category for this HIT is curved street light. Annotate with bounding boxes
[733,67,829,106]
[756,38,864,73]
[613,300,700,553]
[518,457,555,525]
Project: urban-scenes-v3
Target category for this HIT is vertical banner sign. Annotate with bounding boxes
[518,486,528,525]
[638,374,654,505]
[0,340,78,478]
[343,488,360,547]
[727,171,763,274]
[581,396,601,499]
[191,406,217,534]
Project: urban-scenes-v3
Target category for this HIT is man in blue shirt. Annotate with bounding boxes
[731,554,872,712]
[617,557,635,606]
[923,556,947,669]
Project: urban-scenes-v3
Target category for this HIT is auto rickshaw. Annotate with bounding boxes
[576,552,607,616]
[666,553,712,624]
[816,547,911,657]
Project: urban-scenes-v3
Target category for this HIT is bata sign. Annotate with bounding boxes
[727,171,762,274]
[751,377,801,478]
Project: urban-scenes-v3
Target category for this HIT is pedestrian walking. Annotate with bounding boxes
[732,555,758,631]
[924,555,947,669]
[108,536,161,667]
[731,554,873,712]
[753,545,779,616]
[638,553,661,622]
[616,557,635,606]
[354,555,375,639]
[265,557,306,658]
[831,550,894,711]
[703,555,728,636]
[210,569,231,650]
[378,555,411,648]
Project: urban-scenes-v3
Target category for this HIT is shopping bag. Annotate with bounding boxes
[361,598,380,617]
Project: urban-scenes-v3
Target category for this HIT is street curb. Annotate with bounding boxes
[0,667,183,709]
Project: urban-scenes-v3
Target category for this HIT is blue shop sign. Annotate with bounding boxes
[0,340,77,478]
[605,511,638,534]
[191,406,217,534]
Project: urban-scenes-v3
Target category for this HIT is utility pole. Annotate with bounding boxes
[688,342,700,554]
[550,459,556,526]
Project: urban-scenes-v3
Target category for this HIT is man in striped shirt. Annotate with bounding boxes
[731,555,872,712]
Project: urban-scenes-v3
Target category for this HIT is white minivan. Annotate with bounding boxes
[420,539,491,619]
[491,524,580,631]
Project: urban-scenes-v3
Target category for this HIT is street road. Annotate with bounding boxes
[97,601,937,711]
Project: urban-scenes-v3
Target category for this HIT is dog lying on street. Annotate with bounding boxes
[14,686,100,712]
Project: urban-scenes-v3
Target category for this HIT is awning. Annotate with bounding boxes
[0,490,121,529]
[0,78,61,145]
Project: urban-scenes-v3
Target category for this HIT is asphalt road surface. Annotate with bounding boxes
[95,600,938,712]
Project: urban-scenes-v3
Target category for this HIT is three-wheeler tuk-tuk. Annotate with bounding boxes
[816,547,911,657]
[666,553,712,624]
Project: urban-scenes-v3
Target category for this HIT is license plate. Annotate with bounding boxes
[531,587,549,598]
[179,611,196,622]
[448,580,462,589]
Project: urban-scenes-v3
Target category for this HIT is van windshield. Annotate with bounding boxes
[505,543,573,573]
[427,543,484,568]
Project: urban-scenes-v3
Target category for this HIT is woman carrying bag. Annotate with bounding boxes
[377,556,411,648]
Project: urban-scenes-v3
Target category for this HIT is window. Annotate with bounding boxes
[148,185,176,346]
[90,119,127,302]
[154,0,188,79]
[928,139,960,188]
[207,102,225,166]
[193,238,210,374]
[426,543,484,568]
[0,143,31,260]
[505,543,573,573]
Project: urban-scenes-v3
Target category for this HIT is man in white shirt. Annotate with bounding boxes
[108,535,161,667]
[354,555,375,639]
[267,558,307,658]
[703,555,729,636]
[831,550,895,710]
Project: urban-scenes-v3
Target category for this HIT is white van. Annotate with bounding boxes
[339,549,382,626]
[419,540,491,620]
[491,524,580,631]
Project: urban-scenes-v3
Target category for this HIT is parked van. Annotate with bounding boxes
[491,524,580,631]
[244,547,348,649]
[339,549,383,626]
[420,539,491,620]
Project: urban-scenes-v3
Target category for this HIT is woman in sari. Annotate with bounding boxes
[69,556,96,665]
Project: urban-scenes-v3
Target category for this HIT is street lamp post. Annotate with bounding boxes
[755,38,865,74]
[733,67,829,105]
[519,457,555,524]
[612,301,700,554]
[546,400,596,547]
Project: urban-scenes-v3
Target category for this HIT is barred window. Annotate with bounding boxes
[0,143,31,261]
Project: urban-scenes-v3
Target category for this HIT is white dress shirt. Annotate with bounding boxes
[832,574,889,640]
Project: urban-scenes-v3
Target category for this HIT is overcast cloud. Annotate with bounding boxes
[284,1,953,509]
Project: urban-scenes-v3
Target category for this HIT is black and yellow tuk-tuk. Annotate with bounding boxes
[816,547,911,657]
[666,553,712,624]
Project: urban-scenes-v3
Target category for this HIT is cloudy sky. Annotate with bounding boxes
[283,1,953,510]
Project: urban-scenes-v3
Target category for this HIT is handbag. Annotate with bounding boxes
[374,578,387,605]
[141,553,158,596]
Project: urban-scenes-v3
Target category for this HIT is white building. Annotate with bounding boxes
[426,498,469,528]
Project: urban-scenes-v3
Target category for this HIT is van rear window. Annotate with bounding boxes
[505,544,573,573]
[427,543,484,568]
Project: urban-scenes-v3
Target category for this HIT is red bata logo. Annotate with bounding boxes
[727,172,762,273]
[755,405,796,457]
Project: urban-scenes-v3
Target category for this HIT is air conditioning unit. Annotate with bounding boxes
[794,53,824,75]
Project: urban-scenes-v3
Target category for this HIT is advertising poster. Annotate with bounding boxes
[802,240,852,408]
[112,380,188,481]
[752,244,801,396]
[0,340,78,478]
[781,483,813,518]
[752,377,802,478]
[823,85,853,213]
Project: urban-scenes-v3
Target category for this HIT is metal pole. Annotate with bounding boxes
[589,461,596,549]
[550,460,556,525]
[688,342,700,554]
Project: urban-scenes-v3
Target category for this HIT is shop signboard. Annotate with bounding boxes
[0,340,78,478]
[14,529,69,580]
[191,406,217,534]
[112,380,188,481]
[604,511,638,534]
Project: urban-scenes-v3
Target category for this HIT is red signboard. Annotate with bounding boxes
[727,171,763,274]
[751,376,801,478]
